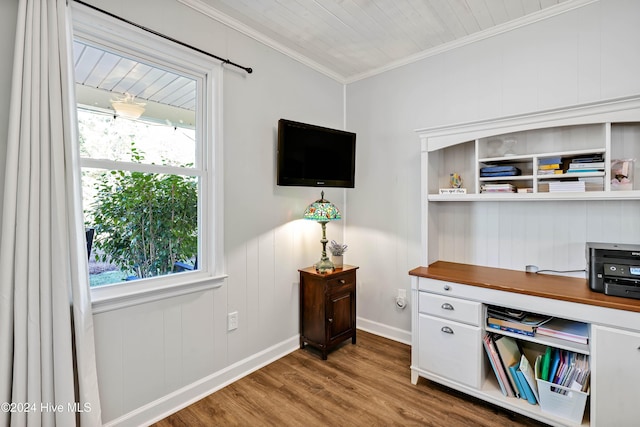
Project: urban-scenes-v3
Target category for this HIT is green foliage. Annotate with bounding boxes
[89,142,197,278]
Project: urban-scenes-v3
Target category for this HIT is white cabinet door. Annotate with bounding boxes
[418,313,483,389]
[592,325,640,427]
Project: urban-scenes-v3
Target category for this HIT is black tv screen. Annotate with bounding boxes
[277,119,356,188]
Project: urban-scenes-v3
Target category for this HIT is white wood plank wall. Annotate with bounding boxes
[435,200,640,276]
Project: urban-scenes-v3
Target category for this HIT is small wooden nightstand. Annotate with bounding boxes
[299,265,358,360]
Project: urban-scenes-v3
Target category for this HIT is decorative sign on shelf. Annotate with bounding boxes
[439,188,467,194]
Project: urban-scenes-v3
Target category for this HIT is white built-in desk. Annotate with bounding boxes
[410,261,640,427]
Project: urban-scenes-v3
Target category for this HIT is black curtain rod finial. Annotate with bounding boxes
[222,57,253,74]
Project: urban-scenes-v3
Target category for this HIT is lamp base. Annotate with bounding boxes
[314,256,335,274]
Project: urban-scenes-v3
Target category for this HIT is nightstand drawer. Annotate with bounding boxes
[418,314,483,388]
[326,272,355,288]
[419,292,482,326]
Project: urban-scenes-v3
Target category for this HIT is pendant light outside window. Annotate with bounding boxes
[111,93,146,119]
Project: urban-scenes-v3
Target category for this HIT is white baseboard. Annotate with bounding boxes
[102,335,300,427]
[357,317,411,345]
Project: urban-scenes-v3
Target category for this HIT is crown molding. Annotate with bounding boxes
[177,0,347,83]
[344,0,597,84]
[178,0,596,85]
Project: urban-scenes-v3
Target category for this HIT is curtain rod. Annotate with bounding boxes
[72,0,253,74]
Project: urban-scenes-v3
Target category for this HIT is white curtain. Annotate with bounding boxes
[0,0,102,425]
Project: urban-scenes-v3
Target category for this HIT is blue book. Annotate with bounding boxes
[487,323,535,337]
[480,166,522,177]
[516,369,538,404]
[508,363,525,399]
[539,157,563,165]
[481,165,519,172]
[566,169,600,173]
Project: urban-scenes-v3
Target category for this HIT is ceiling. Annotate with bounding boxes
[74,41,197,111]
[72,0,588,122]
[180,0,587,83]
[73,39,197,127]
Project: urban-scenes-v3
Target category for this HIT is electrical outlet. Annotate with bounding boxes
[227,311,238,331]
[396,289,408,309]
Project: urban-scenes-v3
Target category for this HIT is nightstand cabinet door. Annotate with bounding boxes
[299,265,358,360]
[327,282,355,344]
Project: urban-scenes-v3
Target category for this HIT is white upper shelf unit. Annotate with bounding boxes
[416,95,640,201]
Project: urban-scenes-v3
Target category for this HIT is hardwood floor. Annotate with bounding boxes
[152,331,548,427]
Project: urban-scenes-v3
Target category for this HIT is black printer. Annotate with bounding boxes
[586,242,640,300]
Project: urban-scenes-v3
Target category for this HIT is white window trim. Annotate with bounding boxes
[72,3,226,313]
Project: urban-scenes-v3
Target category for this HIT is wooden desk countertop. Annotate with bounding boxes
[409,261,640,314]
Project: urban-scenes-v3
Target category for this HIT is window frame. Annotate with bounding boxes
[72,3,225,313]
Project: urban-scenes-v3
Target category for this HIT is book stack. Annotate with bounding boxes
[483,333,538,403]
[548,181,585,192]
[537,157,563,175]
[566,154,605,174]
[480,183,516,193]
[516,187,533,194]
[480,165,521,177]
[487,306,552,336]
[578,176,604,191]
[536,318,589,344]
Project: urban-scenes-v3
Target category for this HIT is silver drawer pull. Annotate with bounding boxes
[443,285,451,291]
[339,279,346,284]
[441,326,454,334]
[441,303,454,310]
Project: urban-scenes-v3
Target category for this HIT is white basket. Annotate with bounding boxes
[536,378,589,424]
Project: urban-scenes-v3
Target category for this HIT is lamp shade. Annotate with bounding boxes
[303,191,341,222]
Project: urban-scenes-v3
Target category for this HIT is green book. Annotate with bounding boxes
[540,347,552,381]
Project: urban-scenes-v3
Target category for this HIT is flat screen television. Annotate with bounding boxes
[277,119,356,188]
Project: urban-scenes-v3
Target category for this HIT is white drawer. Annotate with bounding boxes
[418,277,470,297]
[418,314,483,389]
[419,292,482,326]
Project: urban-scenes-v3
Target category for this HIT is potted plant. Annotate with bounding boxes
[328,240,348,268]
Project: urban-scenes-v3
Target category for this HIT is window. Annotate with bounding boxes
[72,5,224,309]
